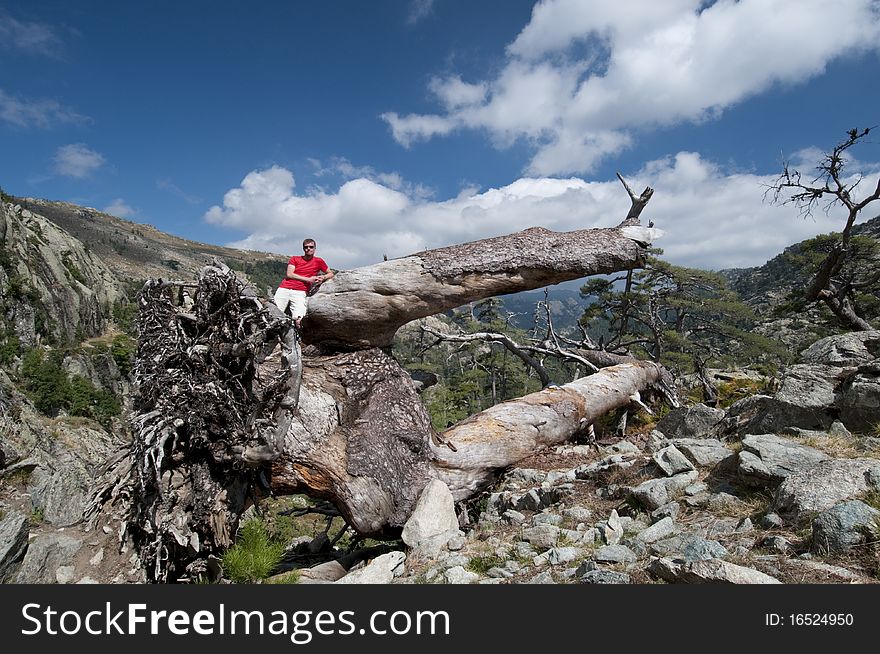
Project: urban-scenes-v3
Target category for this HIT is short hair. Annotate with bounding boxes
[302,238,316,248]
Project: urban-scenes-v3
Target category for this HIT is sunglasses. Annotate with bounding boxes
[303,245,316,249]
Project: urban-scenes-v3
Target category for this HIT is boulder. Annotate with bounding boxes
[811,500,880,555]
[737,434,829,488]
[336,551,406,584]
[655,404,724,438]
[14,533,82,584]
[772,458,880,522]
[799,331,880,367]
[652,445,695,476]
[672,438,735,468]
[630,471,699,511]
[0,511,29,582]
[647,557,780,584]
[401,479,461,557]
[837,362,880,432]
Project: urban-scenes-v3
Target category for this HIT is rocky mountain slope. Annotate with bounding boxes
[720,214,880,349]
[14,197,287,285]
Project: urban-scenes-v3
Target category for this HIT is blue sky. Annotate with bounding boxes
[2,0,879,272]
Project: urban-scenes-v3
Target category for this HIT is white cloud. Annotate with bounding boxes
[103,198,135,218]
[204,154,880,273]
[0,13,63,57]
[0,88,87,128]
[53,143,105,178]
[384,0,880,175]
[408,0,436,25]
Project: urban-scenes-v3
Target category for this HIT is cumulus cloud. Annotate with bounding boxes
[53,143,105,178]
[204,155,879,272]
[103,198,135,218]
[383,0,880,174]
[0,13,64,57]
[0,88,87,128]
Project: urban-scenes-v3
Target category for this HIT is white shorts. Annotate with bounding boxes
[273,288,308,319]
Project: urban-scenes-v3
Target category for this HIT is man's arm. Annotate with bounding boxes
[285,263,320,284]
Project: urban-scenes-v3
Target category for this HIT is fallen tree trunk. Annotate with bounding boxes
[269,348,664,536]
[90,180,668,581]
[305,222,658,348]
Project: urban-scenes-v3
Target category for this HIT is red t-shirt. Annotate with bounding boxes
[278,255,329,292]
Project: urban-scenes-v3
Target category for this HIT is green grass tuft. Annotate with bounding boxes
[222,519,285,583]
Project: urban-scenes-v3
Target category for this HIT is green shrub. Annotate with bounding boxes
[19,348,120,426]
[110,334,136,375]
[111,300,138,335]
[0,330,20,365]
[221,519,285,583]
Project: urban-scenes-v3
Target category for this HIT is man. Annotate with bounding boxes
[273,238,334,328]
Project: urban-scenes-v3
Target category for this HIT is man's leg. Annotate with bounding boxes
[289,291,308,328]
[273,287,291,314]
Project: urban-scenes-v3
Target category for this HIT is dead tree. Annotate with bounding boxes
[767,126,880,331]
[92,177,671,581]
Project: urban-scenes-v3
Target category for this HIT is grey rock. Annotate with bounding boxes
[811,500,880,555]
[672,438,735,468]
[634,517,676,544]
[630,470,699,510]
[760,512,785,529]
[521,525,560,550]
[685,481,708,495]
[487,567,513,579]
[594,545,636,564]
[828,420,853,438]
[647,557,780,584]
[601,440,641,456]
[737,434,829,487]
[402,480,461,557]
[444,566,480,584]
[548,547,583,566]
[653,445,695,476]
[736,451,773,488]
[655,404,724,439]
[545,470,576,485]
[735,517,754,533]
[599,509,624,545]
[651,534,728,562]
[800,331,880,367]
[651,502,681,522]
[838,365,880,431]
[505,468,548,487]
[512,542,535,560]
[0,511,29,582]
[502,510,526,525]
[336,551,406,584]
[645,430,671,453]
[298,560,347,583]
[531,512,563,527]
[772,458,880,522]
[526,571,555,584]
[580,570,631,584]
[14,533,82,584]
[575,454,637,479]
[575,560,598,575]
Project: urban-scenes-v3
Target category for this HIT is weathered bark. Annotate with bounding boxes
[268,348,664,535]
[304,223,657,348]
